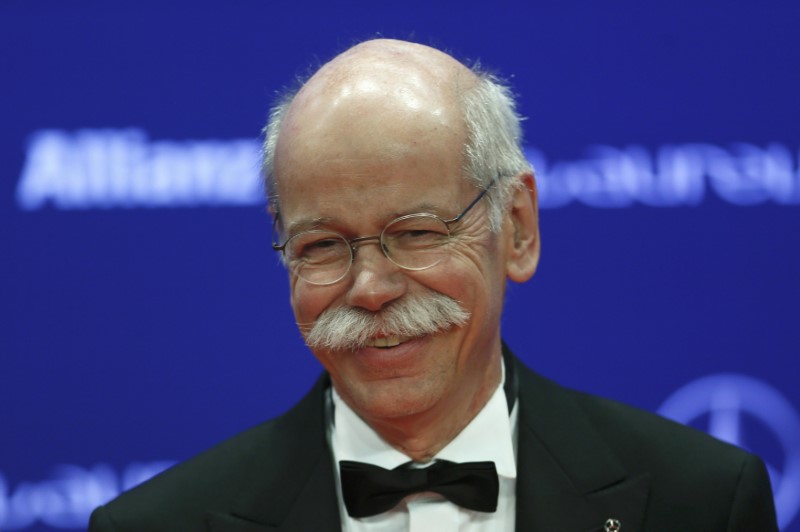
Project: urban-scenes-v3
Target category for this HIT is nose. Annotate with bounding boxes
[344,239,407,312]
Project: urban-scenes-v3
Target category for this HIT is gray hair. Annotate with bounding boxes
[460,71,531,231]
[262,68,531,232]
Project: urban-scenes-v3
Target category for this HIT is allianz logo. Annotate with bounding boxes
[13,129,800,211]
[0,461,174,530]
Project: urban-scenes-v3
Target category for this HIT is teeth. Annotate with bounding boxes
[366,336,405,348]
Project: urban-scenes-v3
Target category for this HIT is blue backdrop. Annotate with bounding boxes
[2,2,799,530]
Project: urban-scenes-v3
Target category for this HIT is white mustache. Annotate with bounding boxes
[303,291,470,352]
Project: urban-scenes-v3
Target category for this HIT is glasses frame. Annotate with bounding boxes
[272,177,497,285]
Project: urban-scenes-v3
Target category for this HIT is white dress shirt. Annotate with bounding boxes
[329,368,518,532]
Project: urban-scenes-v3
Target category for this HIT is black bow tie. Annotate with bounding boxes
[339,459,499,518]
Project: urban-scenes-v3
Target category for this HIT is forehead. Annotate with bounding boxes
[276,158,469,237]
[275,78,466,178]
[275,105,468,230]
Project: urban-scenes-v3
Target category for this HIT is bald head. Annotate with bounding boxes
[262,38,532,231]
[298,39,478,104]
[274,40,476,186]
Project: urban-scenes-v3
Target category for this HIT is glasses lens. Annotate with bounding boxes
[382,214,450,270]
[285,231,351,285]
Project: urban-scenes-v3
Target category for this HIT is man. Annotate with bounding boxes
[90,39,778,531]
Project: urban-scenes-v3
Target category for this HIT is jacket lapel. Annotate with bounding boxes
[205,376,342,532]
[509,351,650,531]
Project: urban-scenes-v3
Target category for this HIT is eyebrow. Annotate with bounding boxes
[408,202,447,215]
[283,216,336,237]
[282,201,454,237]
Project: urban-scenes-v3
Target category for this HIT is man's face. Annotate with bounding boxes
[272,53,514,427]
[278,166,510,426]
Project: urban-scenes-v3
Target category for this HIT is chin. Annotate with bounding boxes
[338,376,442,421]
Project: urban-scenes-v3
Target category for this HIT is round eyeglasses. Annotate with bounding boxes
[272,179,495,285]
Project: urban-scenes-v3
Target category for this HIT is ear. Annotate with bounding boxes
[504,172,540,283]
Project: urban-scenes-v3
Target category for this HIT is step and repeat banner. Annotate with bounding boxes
[2,2,799,530]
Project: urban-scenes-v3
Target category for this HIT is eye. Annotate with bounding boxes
[288,232,348,263]
[393,229,447,245]
[306,238,340,250]
[385,216,450,250]
[405,229,442,238]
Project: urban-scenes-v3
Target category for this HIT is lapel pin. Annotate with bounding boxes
[604,518,621,532]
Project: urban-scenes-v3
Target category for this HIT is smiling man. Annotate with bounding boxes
[90,39,777,531]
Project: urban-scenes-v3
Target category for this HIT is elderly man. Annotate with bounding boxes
[89,39,777,531]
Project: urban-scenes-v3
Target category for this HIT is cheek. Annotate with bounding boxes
[429,241,505,314]
[443,238,501,286]
[290,281,339,325]
[410,255,487,311]
[290,285,315,324]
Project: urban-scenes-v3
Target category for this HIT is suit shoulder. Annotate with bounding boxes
[569,385,750,464]
[571,386,777,528]
[91,376,329,531]
[90,418,278,531]
[515,364,777,529]
[518,363,754,466]
[564,381,776,522]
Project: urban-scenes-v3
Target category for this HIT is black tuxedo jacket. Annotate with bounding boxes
[90,349,778,531]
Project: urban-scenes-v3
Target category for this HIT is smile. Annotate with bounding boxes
[365,335,409,348]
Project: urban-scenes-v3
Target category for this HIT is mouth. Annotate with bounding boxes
[364,335,410,348]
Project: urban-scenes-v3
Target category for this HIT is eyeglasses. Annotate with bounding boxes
[272,178,495,285]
